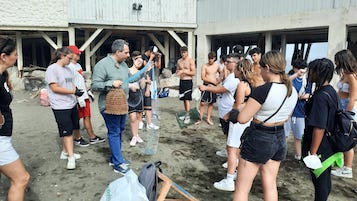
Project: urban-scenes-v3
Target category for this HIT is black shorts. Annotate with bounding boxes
[179,80,192,101]
[143,96,152,110]
[201,82,216,103]
[128,90,143,113]
[240,123,286,164]
[52,106,79,137]
[219,118,229,136]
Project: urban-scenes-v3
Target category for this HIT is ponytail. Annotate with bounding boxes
[281,73,292,97]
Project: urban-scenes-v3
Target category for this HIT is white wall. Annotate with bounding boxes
[0,0,68,27]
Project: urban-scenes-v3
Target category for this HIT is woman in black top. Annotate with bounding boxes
[0,37,30,201]
[302,58,338,201]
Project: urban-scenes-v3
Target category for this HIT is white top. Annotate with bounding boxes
[217,73,239,118]
[45,63,77,110]
[251,82,298,123]
[68,63,89,100]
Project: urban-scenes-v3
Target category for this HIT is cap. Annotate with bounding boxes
[68,45,83,55]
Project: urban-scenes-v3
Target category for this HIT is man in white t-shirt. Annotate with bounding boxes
[198,54,239,181]
[68,45,105,147]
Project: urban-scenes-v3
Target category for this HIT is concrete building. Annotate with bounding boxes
[1,0,357,85]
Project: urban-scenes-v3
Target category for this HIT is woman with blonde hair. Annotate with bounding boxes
[0,37,30,201]
[214,58,256,191]
[231,51,297,200]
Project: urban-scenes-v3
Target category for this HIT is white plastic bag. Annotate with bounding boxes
[100,170,149,201]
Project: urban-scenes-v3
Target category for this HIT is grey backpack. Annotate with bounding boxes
[138,161,162,201]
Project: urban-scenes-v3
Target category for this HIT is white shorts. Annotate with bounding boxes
[0,136,19,166]
[284,117,304,140]
[227,121,250,148]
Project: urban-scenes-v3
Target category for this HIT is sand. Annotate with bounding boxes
[1,90,357,201]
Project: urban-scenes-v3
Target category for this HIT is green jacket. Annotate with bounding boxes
[91,55,130,112]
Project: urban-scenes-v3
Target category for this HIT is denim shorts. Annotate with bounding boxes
[0,136,19,166]
[284,117,305,139]
[240,123,287,164]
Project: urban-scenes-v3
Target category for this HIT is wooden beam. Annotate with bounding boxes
[89,31,112,56]
[40,31,58,49]
[57,32,63,48]
[68,27,75,45]
[147,33,166,54]
[16,32,23,73]
[167,30,186,47]
[79,28,104,51]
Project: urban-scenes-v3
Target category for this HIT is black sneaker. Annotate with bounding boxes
[90,136,106,144]
[113,163,130,175]
[74,137,90,147]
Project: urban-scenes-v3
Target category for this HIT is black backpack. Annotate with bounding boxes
[324,92,357,152]
[138,161,162,201]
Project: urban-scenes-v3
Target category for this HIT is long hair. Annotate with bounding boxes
[0,37,16,91]
[334,49,357,76]
[50,47,72,65]
[308,58,334,93]
[260,50,293,96]
[236,59,254,85]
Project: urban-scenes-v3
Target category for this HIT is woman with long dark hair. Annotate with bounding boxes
[0,37,30,201]
[331,49,357,179]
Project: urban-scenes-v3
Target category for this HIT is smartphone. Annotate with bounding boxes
[153,46,158,53]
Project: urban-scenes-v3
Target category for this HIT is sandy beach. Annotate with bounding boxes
[1,89,357,201]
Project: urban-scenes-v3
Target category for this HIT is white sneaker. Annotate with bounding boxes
[67,156,76,170]
[60,151,81,160]
[130,136,138,146]
[138,121,144,130]
[147,123,159,130]
[183,116,190,124]
[213,178,235,191]
[222,159,239,169]
[216,149,228,158]
[137,135,144,143]
[294,154,301,160]
[331,166,353,178]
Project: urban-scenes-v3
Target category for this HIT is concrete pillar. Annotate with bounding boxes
[281,34,287,57]
[265,32,272,52]
[16,32,23,72]
[327,24,347,60]
[84,30,91,72]
[328,23,347,87]
[188,31,194,58]
[196,34,211,85]
[164,35,169,68]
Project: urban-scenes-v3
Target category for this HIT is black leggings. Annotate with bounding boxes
[310,167,331,201]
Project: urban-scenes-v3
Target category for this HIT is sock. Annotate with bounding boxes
[226,173,235,181]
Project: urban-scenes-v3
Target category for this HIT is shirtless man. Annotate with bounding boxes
[196,51,220,125]
[249,47,265,86]
[176,46,196,124]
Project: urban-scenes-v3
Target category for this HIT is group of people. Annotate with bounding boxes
[0,35,356,201]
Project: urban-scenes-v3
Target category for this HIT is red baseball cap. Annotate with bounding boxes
[68,45,83,55]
